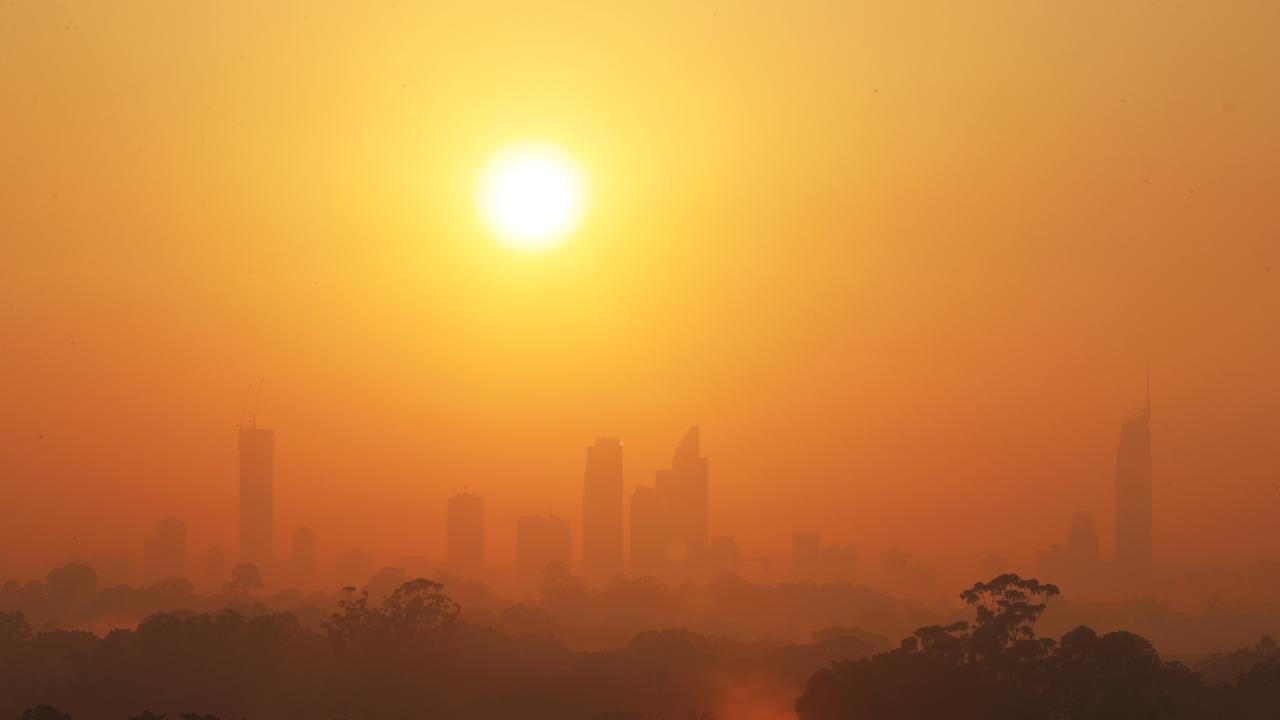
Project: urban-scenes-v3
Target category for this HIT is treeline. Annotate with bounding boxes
[4,572,1280,719]
[1,560,934,648]
[797,575,1280,719]
[0,578,878,720]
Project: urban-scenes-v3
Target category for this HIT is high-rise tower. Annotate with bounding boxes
[447,491,485,578]
[1115,373,1153,580]
[238,425,275,570]
[654,426,710,579]
[143,515,188,582]
[582,437,624,583]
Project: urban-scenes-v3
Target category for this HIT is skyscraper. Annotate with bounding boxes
[288,526,317,590]
[1115,382,1153,580]
[582,437,624,583]
[792,533,821,583]
[625,426,712,581]
[447,491,485,578]
[1067,511,1100,565]
[653,426,710,580]
[143,516,187,583]
[516,514,571,589]
[238,425,275,570]
[1037,510,1103,596]
[629,486,664,578]
[708,536,739,577]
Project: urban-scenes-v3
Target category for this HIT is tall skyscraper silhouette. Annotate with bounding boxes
[1037,510,1103,595]
[654,426,710,580]
[238,425,275,571]
[447,491,485,578]
[516,514,571,589]
[582,437,624,583]
[626,426,711,581]
[708,536,739,577]
[1115,376,1153,580]
[792,533,821,583]
[629,485,664,578]
[143,515,187,583]
[288,526,317,589]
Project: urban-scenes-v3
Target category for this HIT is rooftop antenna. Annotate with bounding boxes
[249,379,264,429]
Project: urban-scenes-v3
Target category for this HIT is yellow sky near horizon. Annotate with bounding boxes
[2,1,1278,589]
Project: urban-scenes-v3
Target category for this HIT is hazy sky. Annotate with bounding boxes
[2,1,1277,586]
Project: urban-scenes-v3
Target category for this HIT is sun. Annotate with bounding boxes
[477,143,587,251]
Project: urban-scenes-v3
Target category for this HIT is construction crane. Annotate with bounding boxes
[237,379,264,430]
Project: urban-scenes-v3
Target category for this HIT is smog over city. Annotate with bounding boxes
[2,3,1279,719]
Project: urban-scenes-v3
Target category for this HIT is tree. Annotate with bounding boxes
[324,578,461,652]
[45,563,98,595]
[0,610,33,643]
[223,562,264,596]
[540,561,587,620]
[959,573,1059,667]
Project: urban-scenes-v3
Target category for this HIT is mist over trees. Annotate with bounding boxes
[2,569,1279,719]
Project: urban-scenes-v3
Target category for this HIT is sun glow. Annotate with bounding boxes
[477,143,587,251]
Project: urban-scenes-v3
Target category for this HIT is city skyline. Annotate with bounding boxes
[2,389,1171,598]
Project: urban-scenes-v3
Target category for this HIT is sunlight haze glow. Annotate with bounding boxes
[477,143,587,251]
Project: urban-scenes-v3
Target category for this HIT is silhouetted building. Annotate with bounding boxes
[288,526,317,589]
[629,486,664,578]
[202,546,227,591]
[238,426,275,571]
[879,547,936,599]
[143,516,187,583]
[516,514,571,589]
[447,491,485,578]
[336,548,374,588]
[635,425,712,581]
[1038,510,1103,595]
[792,533,821,583]
[1115,384,1153,580]
[708,536,739,577]
[87,555,133,587]
[582,437,624,583]
[821,544,859,584]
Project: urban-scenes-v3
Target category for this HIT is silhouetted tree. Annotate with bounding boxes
[961,574,1058,653]
[324,578,460,653]
[540,561,587,620]
[222,563,264,596]
[0,611,32,643]
[45,563,97,595]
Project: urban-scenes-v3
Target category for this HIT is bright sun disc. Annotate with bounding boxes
[477,143,587,251]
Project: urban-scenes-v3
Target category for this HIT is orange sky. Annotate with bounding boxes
[2,1,1278,589]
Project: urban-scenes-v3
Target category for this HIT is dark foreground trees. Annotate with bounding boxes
[4,574,1279,719]
[797,573,1280,720]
